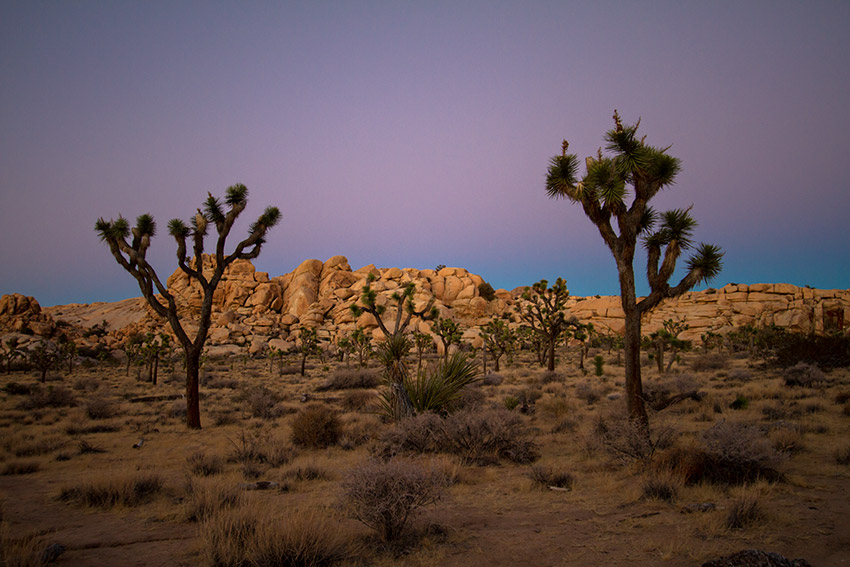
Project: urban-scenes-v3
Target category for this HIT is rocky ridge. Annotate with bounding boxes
[2,255,847,355]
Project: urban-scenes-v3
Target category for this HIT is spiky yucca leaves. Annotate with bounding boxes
[394,352,480,416]
[545,111,723,428]
[95,184,280,429]
[375,333,415,420]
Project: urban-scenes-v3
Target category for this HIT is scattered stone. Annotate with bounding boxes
[40,543,66,564]
[681,502,716,514]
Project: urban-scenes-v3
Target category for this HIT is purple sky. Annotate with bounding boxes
[1,2,848,306]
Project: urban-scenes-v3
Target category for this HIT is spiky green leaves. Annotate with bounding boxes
[134,214,156,237]
[545,154,579,200]
[644,207,697,250]
[94,216,130,242]
[225,184,248,207]
[249,206,281,235]
[687,243,724,283]
[167,218,190,239]
[204,194,225,225]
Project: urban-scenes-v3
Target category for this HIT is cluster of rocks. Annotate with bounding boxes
[2,255,848,356]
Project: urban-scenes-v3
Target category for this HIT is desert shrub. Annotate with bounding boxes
[187,452,226,477]
[516,387,542,406]
[227,429,295,467]
[528,465,574,490]
[503,395,520,411]
[478,282,496,301]
[725,491,764,530]
[85,396,117,420]
[200,505,352,567]
[238,385,281,419]
[686,421,783,485]
[769,425,805,455]
[641,472,679,502]
[834,445,850,466]
[773,332,850,369]
[290,405,342,449]
[318,368,379,391]
[340,457,447,542]
[183,475,243,522]
[436,408,539,465]
[727,368,753,382]
[59,471,163,508]
[782,362,826,387]
[206,376,240,390]
[378,408,538,465]
[18,385,77,410]
[575,382,601,405]
[690,353,728,372]
[834,391,850,404]
[481,372,503,386]
[2,381,32,395]
[450,386,486,411]
[340,390,376,411]
[72,376,100,392]
[1,460,40,475]
[729,395,749,410]
[590,412,675,465]
[539,371,563,384]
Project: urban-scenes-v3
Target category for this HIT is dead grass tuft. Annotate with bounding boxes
[59,470,164,508]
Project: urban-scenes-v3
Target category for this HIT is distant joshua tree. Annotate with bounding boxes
[432,316,462,361]
[545,111,723,428]
[516,278,576,371]
[96,184,280,429]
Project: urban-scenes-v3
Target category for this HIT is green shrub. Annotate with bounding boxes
[386,352,479,416]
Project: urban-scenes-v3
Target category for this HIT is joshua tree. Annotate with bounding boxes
[296,326,320,376]
[432,316,462,361]
[479,318,515,372]
[645,319,690,374]
[29,341,58,383]
[96,184,280,429]
[58,337,78,375]
[1,337,25,374]
[516,278,576,371]
[351,273,435,419]
[572,322,596,371]
[545,111,723,427]
[142,332,171,385]
[411,330,433,375]
[349,327,372,368]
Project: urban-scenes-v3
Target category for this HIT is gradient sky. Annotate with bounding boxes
[1,1,848,307]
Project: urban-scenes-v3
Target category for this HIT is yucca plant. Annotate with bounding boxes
[379,352,480,417]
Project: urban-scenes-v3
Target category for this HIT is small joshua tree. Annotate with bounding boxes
[296,326,320,376]
[349,327,372,368]
[545,111,722,428]
[646,319,690,374]
[1,337,25,374]
[96,184,280,429]
[351,273,435,419]
[432,316,462,361]
[29,341,58,383]
[58,337,78,375]
[516,278,576,371]
[480,318,515,372]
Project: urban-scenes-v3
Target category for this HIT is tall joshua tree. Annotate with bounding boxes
[96,184,280,429]
[545,111,723,427]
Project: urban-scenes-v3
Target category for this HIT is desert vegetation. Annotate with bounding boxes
[1,328,848,566]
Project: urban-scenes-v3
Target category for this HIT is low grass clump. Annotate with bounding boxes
[527,465,575,491]
[318,368,379,391]
[59,470,164,508]
[725,490,765,530]
[290,405,342,449]
[183,475,243,523]
[199,504,353,567]
[1,459,41,476]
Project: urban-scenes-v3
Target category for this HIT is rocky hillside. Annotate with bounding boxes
[1,255,847,355]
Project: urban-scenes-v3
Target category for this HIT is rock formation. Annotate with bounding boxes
[6,255,846,356]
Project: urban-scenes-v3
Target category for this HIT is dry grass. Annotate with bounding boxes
[0,349,848,566]
[58,470,164,508]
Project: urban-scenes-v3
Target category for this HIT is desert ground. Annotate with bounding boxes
[1,345,849,566]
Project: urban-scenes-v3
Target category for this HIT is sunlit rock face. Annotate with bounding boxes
[29,256,850,354]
